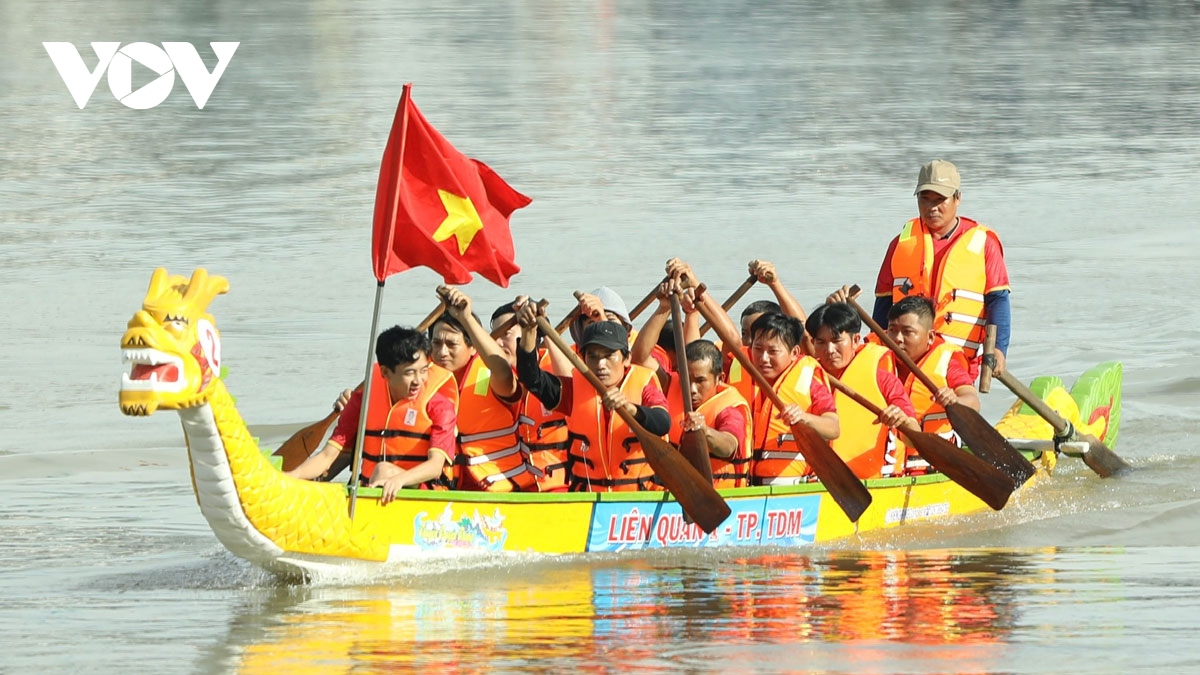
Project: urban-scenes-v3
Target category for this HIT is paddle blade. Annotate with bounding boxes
[945,404,1038,486]
[903,429,1015,511]
[273,410,339,472]
[679,429,714,484]
[635,428,731,533]
[1079,433,1133,478]
[790,422,873,523]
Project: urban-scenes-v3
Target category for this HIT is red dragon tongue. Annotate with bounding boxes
[130,363,180,382]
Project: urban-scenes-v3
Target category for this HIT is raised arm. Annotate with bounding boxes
[439,286,517,399]
[749,259,807,323]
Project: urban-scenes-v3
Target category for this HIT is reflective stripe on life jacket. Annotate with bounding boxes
[724,345,756,407]
[455,355,536,492]
[518,350,573,492]
[361,363,455,489]
[890,217,994,360]
[828,343,895,479]
[751,356,820,484]
[665,372,752,488]
[565,363,663,492]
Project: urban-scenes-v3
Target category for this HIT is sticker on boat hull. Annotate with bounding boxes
[413,504,509,551]
[588,495,820,552]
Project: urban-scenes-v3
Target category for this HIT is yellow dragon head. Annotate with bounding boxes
[119,268,229,416]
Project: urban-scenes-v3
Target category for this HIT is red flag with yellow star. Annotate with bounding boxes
[372,84,529,286]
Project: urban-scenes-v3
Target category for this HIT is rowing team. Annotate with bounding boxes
[285,258,982,504]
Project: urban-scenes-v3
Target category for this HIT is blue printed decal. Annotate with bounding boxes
[587,495,820,552]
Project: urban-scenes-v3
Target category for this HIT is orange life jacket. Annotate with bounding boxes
[360,363,456,489]
[665,372,752,488]
[518,350,573,492]
[724,344,756,406]
[898,338,963,473]
[751,356,822,485]
[827,343,898,479]
[455,355,537,492]
[890,216,995,359]
[565,363,663,492]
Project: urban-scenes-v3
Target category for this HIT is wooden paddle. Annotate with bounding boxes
[994,370,1132,478]
[979,325,997,394]
[272,301,448,473]
[846,286,1038,486]
[698,275,757,336]
[535,309,731,533]
[670,292,714,483]
[824,374,1015,510]
[692,283,872,522]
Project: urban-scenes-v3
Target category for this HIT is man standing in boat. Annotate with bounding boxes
[805,302,920,479]
[285,326,458,502]
[850,160,1012,382]
[434,288,539,492]
[514,302,672,492]
[885,295,981,474]
[745,312,840,486]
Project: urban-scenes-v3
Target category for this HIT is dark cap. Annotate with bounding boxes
[580,321,629,353]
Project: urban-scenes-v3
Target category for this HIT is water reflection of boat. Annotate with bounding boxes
[222,550,1033,672]
[119,268,1123,578]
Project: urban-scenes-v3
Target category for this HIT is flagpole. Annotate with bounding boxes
[349,83,414,520]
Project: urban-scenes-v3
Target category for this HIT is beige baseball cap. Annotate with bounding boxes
[914,159,960,197]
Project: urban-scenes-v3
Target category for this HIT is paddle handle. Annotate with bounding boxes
[416,301,446,332]
[698,275,757,336]
[629,276,669,321]
[846,285,943,397]
[490,314,518,340]
[670,292,715,485]
[994,370,1070,435]
[669,293,694,415]
[979,325,997,393]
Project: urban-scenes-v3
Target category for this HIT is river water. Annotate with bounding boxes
[3,0,1200,672]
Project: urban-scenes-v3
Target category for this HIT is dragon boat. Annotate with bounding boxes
[119,268,1124,578]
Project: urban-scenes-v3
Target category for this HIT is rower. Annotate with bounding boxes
[285,326,457,503]
[435,288,537,492]
[885,295,981,474]
[629,279,752,488]
[745,312,840,486]
[806,302,919,479]
[491,300,572,493]
[515,301,671,492]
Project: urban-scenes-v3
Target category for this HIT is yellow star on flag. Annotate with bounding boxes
[432,189,483,255]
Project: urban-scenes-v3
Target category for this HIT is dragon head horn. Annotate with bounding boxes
[182,268,230,312]
[142,267,230,317]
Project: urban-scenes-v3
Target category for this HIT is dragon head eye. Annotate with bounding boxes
[163,315,189,335]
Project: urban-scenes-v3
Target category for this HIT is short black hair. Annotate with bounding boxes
[805,303,861,339]
[657,318,677,354]
[749,312,804,350]
[430,313,479,347]
[376,325,430,370]
[490,302,515,324]
[888,295,936,327]
[684,339,723,377]
[741,300,781,321]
